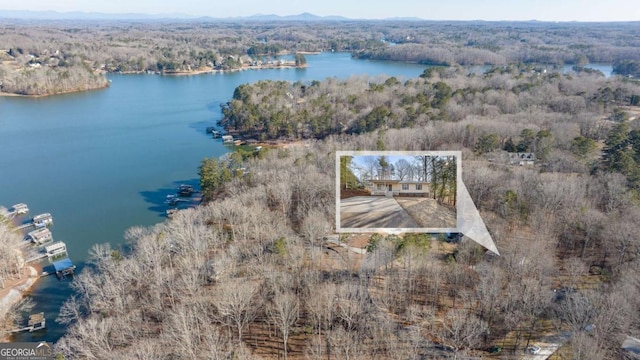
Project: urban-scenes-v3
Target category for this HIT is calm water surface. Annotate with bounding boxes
[0,52,427,342]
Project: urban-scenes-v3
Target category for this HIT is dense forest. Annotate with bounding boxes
[2,16,640,359]
[49,61,640,358]
[0,217,22,291]
[1,20,640,95]
[221,65,639,144]
[353,22,640,67]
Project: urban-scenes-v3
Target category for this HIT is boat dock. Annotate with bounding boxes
[14,212,53,231]
[206,127,222,138]
[45,241,67,258]
[26,227,53,245]
[3,203,29,219]
[8,313,46,333]
[165,195,188,206]
[32,213,53,228]
[51,258,76,280]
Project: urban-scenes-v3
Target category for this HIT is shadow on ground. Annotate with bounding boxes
[340,196,419,228]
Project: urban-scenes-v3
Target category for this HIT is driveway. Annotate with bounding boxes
[340,196,419,229]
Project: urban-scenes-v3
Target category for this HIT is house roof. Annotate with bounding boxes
[623,336,640,355]
[370,179,428,184]
[508,152,536,160]
[370,179,400,183]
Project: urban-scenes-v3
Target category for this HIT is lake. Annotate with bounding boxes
[0,52,428,342]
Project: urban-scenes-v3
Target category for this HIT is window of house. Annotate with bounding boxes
[416,184,422,190]
[402,184,409,190]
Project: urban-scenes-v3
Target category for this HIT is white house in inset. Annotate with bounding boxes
[369,179,430,197]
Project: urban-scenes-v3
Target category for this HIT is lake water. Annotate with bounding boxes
[0,52,428,342]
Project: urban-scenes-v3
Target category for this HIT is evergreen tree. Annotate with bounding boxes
[571,136,597,159]
[340,156,359,189]
[199,157,221,200]
[602,123,631,172]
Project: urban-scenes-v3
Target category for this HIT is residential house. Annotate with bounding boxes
[508,152,536,166]
[369,179,430,197]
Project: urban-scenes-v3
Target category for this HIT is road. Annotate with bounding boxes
[340,196,419,229]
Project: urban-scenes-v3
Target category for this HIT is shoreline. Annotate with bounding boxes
[162,63,308,76]
[0,266,40,342]
[0,83,109,99]
[0,62,308,98]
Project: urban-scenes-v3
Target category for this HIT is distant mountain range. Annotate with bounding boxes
[226,12,351,21]
[0,10,195,20]
[0,10,424,21]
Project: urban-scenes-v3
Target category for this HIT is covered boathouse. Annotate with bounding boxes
[52,258,76,280]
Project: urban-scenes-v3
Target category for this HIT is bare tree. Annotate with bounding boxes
[268,290,300,360]
[394,158,413,180]
[438,308,488,358]
[214,279,260,341]
[300,209,331,258]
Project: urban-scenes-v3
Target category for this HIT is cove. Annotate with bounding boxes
[0,52,428,343]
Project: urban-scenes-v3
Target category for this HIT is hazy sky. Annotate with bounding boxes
[0,0,638,21]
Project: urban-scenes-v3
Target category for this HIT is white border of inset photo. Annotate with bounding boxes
[336,150,461,234]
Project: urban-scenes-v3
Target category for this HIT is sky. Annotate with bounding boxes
[0,0,638,21]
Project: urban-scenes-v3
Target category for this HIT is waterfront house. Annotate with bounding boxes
[222,135,234,143]
[369,179,430,197]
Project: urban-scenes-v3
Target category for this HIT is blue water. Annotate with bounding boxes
[563,63,613,77]
[0,52,428,342]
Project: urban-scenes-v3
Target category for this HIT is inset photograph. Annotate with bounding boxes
[337,151,459,232]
